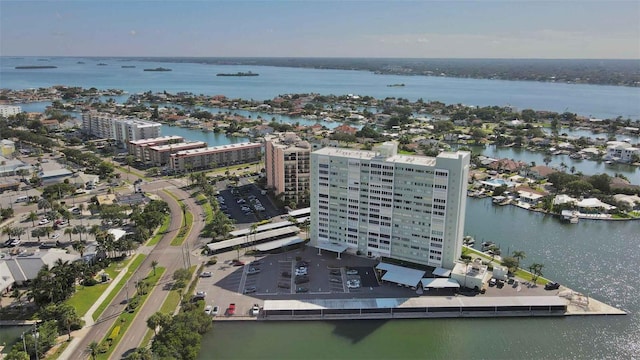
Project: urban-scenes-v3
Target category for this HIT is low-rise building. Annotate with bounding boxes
[450,259,492,290]
[147,141,208,166]
[605,141,640,163]
[127,135,184,161]
[169,142,262,172]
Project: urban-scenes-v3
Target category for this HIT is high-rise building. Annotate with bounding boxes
[264,133,311,205]
[310,142,470,270]
[82,111,161,144]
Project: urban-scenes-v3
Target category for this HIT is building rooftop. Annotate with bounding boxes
[129,136,184,145]
[171,142,261,157]
[148,141,207,151]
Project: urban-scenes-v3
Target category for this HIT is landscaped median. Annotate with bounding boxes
[146,213,171,246]
[95,267,166,359]
[164,190,194,246]
[462,246,550,285]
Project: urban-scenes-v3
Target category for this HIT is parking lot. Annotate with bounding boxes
[215,183,285,228]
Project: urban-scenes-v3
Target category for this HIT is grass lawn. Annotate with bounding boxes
[196,194,214,222]
[170,211,193,246]
[92,254,146,322]
[96,267,165,360]
[146,213,170,246]
[140,286,184,347]
[462,246,550,285]
[398,149,416,155]
[66,256,136,317]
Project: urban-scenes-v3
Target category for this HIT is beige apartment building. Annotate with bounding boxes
[147,141,208,166]
[169,142,262,172]
[128,136,185,161]
[264,133,312,205]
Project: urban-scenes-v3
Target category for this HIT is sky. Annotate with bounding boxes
[1,1,639,59]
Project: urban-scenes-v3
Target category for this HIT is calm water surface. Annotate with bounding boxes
[2,57,639,119]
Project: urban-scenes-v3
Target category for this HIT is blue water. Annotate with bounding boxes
[2,57,639,120]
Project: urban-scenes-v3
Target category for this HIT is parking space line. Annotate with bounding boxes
[238,265,248,293]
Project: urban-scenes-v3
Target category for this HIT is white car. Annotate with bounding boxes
[204,305,213,315]
[295,268,307,276]
[51,233,60,239]
[251,304,260,316]
[211,305,219,316]
[38,219,50,225]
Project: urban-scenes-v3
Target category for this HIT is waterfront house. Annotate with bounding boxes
[576,198,616,213]
[526,165,557,180]
[488,158,526,173]
[605,141,640,163]
[553,194,578,207]
[612,194,640,210]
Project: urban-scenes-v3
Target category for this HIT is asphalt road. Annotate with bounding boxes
[64,172,204,359]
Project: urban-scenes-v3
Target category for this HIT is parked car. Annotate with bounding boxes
[346,269,358,275]
[489,278,497,287]
[228,303,236,315]
[204,305,213,315]
[296,287,309,293]
[232,260,245,266]
[277,282,291,289]
[330,269,341,276]
[38,218,50,225]
[200,271,213,278]
[294,276,309,284]
[195,290,207,298]
[329,277,342,283]
[251,304,260,316]
[346,279,361,289]
[281,271,291,278]
[51,233,60,239]
[212,306,219,316]
[295,268,307,276]
[247,267,261,275]
[244,286,257,294]
[545,282,560,290]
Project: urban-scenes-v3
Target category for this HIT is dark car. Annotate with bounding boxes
[294,275,309,284]
[232,260,245,266]
[281,271,291,278]
[545,282,560,290]
[296,287,309,293]
[330,269,341,276]
[277,282,291,289]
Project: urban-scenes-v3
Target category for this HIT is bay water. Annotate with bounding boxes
[1,57,639,358]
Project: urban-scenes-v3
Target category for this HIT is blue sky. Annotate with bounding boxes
[1,1,639,58]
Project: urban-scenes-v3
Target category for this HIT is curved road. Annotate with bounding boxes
[62,173,206,359]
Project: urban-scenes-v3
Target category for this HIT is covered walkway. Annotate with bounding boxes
[376,263,425,288]
[315,241,349,259]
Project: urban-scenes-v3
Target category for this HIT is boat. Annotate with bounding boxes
[387,83,405,87]
[97,63,108,66]
[216,71,259,77]
[15,65,57,69]
[121,65,136,68]
[77,61,85,64]
[481,241,495,251]
[463,236,475,246]
[143,67,172,71]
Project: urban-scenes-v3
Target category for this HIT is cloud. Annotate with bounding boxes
[130,30,137,36]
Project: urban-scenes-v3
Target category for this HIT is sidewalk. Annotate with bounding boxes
[57,266,129,360]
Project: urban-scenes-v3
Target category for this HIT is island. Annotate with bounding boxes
[143,67,172,71]
[216,71,259,77]
[15,65,58,69]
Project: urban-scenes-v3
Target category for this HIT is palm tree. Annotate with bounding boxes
[37,197,50,215]
[64,227,74,242]
[73,225,87,242]
[87,341,99,360]
[58,303,76,340]
[528,263,544,285]
[151,260,159,276]
[250,223,259,245]
[512,250,526,269]
[27,211,38,227]
[72,241,86,257]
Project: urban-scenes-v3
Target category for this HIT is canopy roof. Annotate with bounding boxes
[255,236,304,252]
[376,263,425,287]
[315,241,349,253]
[421,278,460,289]
[432,267,452,277]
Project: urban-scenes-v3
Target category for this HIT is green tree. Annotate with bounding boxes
[87,341,99,360]
[501,256,519,273]
[512,250,526,269]
[528,263,545,285]
[28,211,38,227]
[151,260,159,276]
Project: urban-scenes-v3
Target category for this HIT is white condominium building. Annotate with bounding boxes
[310,142,470,270]
[169,142,262,172]
[264,133,311,205]
[0,105,22,117]
[82,111,161,144]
